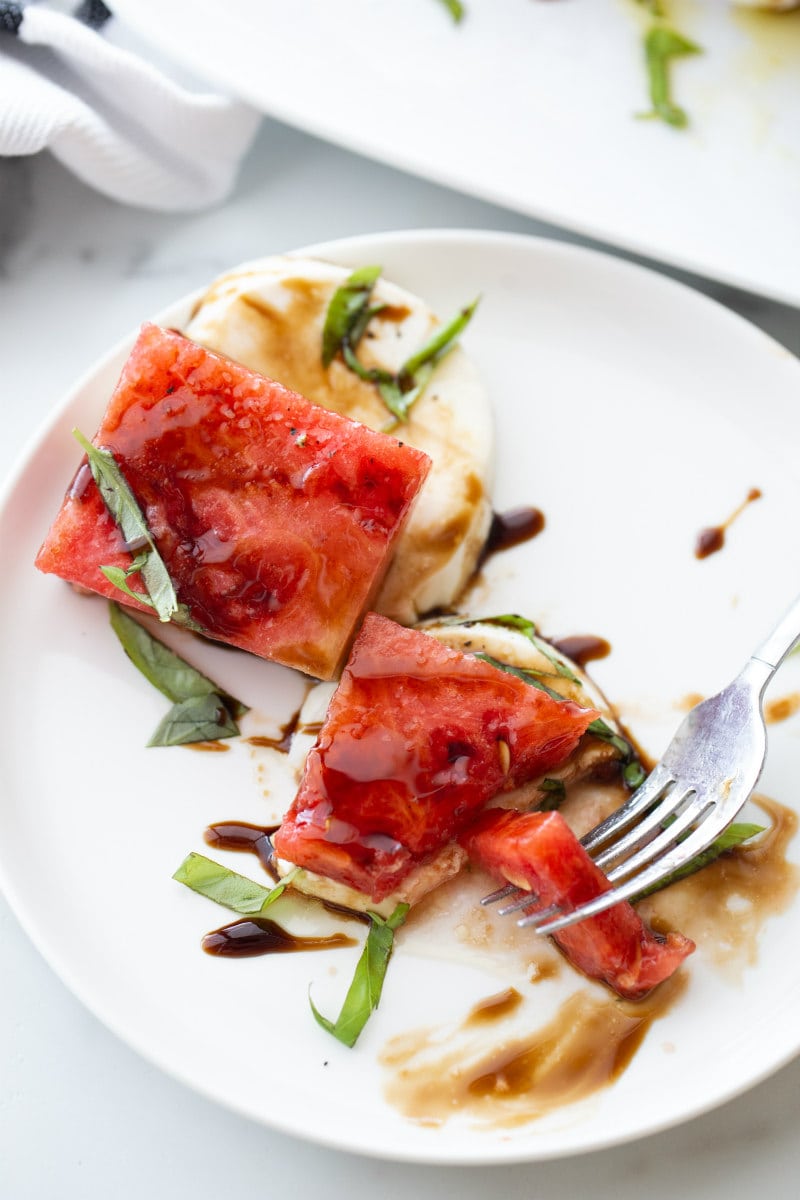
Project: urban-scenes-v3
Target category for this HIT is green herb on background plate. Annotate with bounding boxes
[641,26,702,128]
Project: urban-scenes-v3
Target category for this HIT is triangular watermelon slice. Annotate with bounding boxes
[273,613,599,900]
[35,325,431,680]
[461,808,695,999]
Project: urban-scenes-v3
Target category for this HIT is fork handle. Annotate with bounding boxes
[751,591,800,673]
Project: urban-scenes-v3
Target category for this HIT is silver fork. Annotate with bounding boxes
[482,593,800,935]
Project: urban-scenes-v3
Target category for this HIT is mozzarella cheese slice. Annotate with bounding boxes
[184,256,494,625]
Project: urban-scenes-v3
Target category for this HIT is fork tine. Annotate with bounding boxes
[497,891,539,915]
[530,804,728,934]
[580,762,674,855]
[480,883,519,906]
[603,794,714,885]
[592,784,697,871]
[517,902,561,928]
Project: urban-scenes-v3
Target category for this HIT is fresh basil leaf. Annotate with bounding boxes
[538,778,566,811]
[435,0,464,21]
[335,292,478,424]
[387,297,480,424]
[341,343,395,388]
[622,759,647,790]
[147,692,240,747]
[73,428,178,622]
[322,265,383,367]
[173,852,297,915]
[400,298,479,383]
[477,613,581,685]
[101,565,156,609]
[109,601,247,718]
[587,717,635,762]
[349,302,387,349]
[635,823,765,899]
[309,902,408,1048]
[376,377,411,425]
[474,652,564,701]
[641,26,701,128]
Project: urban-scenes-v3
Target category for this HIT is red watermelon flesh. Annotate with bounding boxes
[35,324,431,680]
[273,613,599,900]
[461,808,694,1000]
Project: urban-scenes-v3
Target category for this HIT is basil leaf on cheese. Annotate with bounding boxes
[309,902,408,1048]
[322,264,383,367]
[641,26,701,129]
[110,601,247,745]
[74,428,178,622]
[328,277,478,424]
[469,613,581,686]
[385,297,480,425]
[635,823,765,899]
[474,652,562,699]
[173,852,296,914]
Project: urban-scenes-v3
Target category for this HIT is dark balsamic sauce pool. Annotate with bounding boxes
[480,506,545,566]
[202,918,355,958]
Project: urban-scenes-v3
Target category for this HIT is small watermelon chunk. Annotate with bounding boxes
[461,808,694,1000]
[35,325,431,680]
[273,613,599,901]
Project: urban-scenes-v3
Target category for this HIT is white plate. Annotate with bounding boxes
[2,230,800,1164]
[112,0,800,306]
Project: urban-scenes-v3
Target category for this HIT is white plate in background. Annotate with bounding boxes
[112,0,800,305]
[1,230,799,1163]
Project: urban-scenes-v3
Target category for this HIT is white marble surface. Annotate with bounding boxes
[1,117,799,1198]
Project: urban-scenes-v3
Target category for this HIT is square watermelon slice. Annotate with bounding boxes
[36,325,431,680]
[273,613,600,900]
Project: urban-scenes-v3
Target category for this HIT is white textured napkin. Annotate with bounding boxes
[0,1,261,210]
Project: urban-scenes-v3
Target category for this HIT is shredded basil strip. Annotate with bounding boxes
[622,760,647,790]
[110,602,247,746]
[387,298,480,424]
[309,902,409,1048]
[538,778,566,811]
[73,428,178,622]
[323,270,479,423]
[322,265,383,367]
[635,823,765,899]
[474,652,563,700]
[467,613,581,685]
[586,717,634,762]
[642,26,702,128]
[173,852,297,915]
